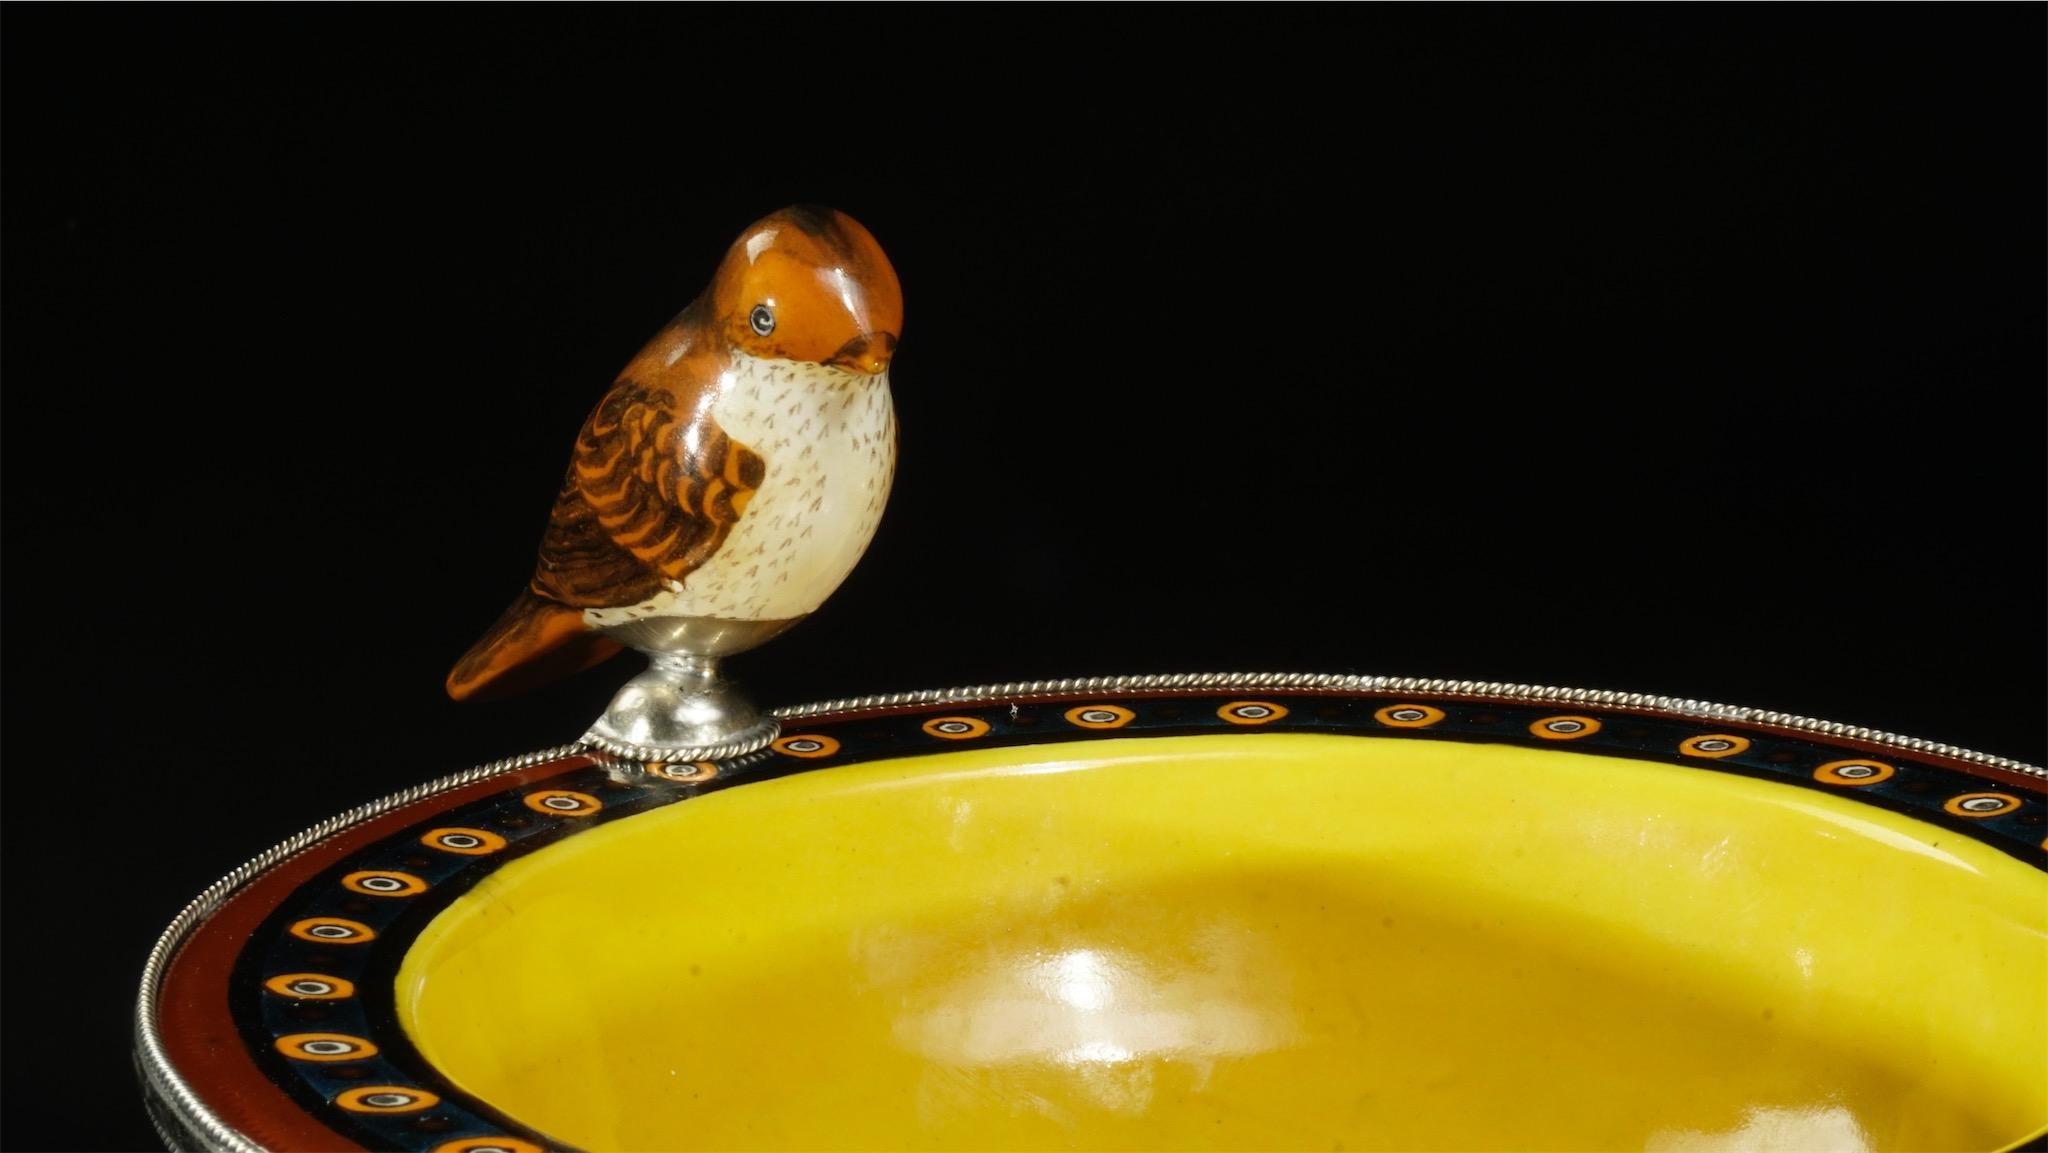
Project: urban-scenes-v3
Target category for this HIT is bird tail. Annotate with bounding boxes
[445,588,624,701]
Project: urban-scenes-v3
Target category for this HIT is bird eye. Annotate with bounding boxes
[749,305,775,336]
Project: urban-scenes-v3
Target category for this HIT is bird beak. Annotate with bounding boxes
[827,331,897,375]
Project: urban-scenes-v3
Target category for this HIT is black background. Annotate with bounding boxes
[4,8,2043,1151]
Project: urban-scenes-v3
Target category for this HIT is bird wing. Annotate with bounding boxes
[444,376,765,701]
[533,377,765,608]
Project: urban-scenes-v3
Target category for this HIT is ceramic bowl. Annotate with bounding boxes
[137,674,2048,1152]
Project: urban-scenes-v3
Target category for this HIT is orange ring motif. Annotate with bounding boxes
[1064,705,1135,729]
[1813,759,1896,787]
[276,1032,379,1062]
[649,761,719,782]
[431,1140,547,1153]
[289,917,376,945]
[1218,701,1289,725]
[774,734,842,758]
[335,1086,441,1114]
[421,827,507,856]
[922,716,992,740]
[1374,704,1446,728]
[1944,792,2020,819]
[1530,716,1602,740]
[342,870,428,898]
[1680,734,1752,759]
[524,790,601,817]
[263,973,356,1000]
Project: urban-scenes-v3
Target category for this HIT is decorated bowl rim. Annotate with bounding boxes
[134,670,2047,1153]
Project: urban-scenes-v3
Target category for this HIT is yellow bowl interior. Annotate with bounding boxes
[397,733,2048,1151]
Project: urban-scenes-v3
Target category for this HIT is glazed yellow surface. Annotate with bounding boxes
[397,735,2048,1152]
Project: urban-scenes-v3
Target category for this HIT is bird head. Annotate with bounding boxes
[711,206,903,375]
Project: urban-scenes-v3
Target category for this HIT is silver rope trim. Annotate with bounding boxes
[579,723,780,766]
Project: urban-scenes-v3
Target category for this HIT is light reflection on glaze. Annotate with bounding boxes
[1648,1105,1873,1153]
[889,929,1302,1111]
[1790,800,1983,873]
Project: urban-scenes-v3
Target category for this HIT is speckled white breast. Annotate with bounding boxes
[584,353,895,627]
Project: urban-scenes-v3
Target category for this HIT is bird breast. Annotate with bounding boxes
[584,352,896,628]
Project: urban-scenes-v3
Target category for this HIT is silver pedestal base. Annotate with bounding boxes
[581,652,780,763]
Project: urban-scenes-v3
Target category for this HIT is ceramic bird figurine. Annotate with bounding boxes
[447,205,902,760]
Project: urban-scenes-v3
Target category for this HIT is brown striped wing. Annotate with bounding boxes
[532,379,764,609]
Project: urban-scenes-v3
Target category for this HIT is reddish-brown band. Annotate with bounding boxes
[152,753,600,1152]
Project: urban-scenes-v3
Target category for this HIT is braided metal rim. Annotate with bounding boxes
[579,719,780,765]
[134,744,586,1153]
[135,672,2044,1152]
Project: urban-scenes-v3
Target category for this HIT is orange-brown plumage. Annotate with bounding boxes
[447,207,903,702]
